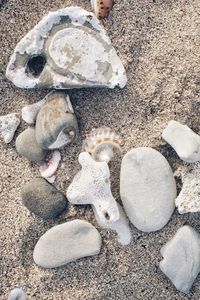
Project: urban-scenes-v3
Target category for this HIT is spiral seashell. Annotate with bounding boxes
[91,0,114,19]
[82,127,122,163]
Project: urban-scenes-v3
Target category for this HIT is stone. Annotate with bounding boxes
[0,113,20,143]
[16,127,47,162]
[35,91,78,150]
[6,7,127,90]
[162,120,200,163]
[120,147,176,232]
[175,163,200,214]
[33,219,102,268]
[93,203,132,245]
[67,152,120,225]
[159,225,200,293]
[22,177,67,219]
[21,97,47,124]
[8,288,26,300]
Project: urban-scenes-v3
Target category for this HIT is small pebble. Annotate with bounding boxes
[22,177,67,219]
[0,113,20,143]
[33,219,102,268]
[8,288,26,300]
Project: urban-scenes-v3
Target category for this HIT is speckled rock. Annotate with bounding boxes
[120,147,176,232]
[160,225,200,293]
[22,177,67,219]
[36,91,78,150]
[33,220,102,268]
[0,113,20,143]
[16,127,47,162]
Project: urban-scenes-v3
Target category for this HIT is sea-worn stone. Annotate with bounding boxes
[36,91,78,150]
[8,288,26,300]
[120,147,176,232]
[16,127,47,162]
[159,225,200,293]
[0,113,20,143]
[162,120,200,163]
[6,7,127,89]
[33,220,102,268]
[21,97,47,124]
[22,177,67,219]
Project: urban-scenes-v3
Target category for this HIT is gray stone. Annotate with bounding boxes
[159,225,200,293]
[120,147,176,232]
[22,177,67,219]
[35,91,78,150]
[16,127,47,162]
[33,220,102,268]
[6,7,127,90]
[162,120,200,163]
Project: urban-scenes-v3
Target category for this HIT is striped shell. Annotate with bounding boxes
[82,127,121,163]
[91,0,114,19]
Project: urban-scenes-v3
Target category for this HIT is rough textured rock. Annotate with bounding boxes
[0,113,20,143]
[33,220,102,268]
[175,163,200,214]
[120,147,177,232]
[36,91,78,150]
[159,225,200,294]
[6,7,127,90]
[67,152,120,225]
[162,120,200,163]
[22,177,67,219]
[16,127,47,162]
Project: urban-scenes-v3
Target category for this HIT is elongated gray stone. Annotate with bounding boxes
[159,225,200,293]
[33,220,101,268]
[120,147,176,232]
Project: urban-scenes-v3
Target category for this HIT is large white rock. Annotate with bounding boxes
[33,220,101,268]
[6,7,127,90]
[120,147,176,232]
[162,120,200,163]
[159,225,200,293]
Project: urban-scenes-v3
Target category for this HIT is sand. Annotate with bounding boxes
[0,0,200,299]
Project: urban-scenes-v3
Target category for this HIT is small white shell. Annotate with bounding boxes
[83,127,121,163]
[39,150,61,182]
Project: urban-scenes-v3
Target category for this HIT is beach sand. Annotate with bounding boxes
[0,0,200,299]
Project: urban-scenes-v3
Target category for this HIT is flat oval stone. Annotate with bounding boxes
[22,177,67,219]
[16,127,47,162]
[120,147,176,232]
[160,225,200,293]
[33,220,102,268]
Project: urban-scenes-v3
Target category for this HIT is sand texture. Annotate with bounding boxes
[0,0,200,299]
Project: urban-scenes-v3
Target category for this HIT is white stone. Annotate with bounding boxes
[33,220,101,268]
[159,225,200,293]
[162,120,200,163]
[120,147,176,232]
[175,163,200,214]
[93,203,132,245]
[8,288,26,300]
[67,152,120,225]
[21,98,47,124]
[6,7,127,90]
[0,113,20,143]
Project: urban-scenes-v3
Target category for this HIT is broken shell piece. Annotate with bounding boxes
[175,163,200,214]
[39,150,61,182]
[36,91,78,150]
[91,0,114,19]
[93,203,132,245]
[8,288,26,300]
[162,120,200,163]
[6,7,127,89]
[83,127,121,163]
[21,97,47,124]
[67,152,120,224]
[0,113,20,143]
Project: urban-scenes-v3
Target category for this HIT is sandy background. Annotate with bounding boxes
[0,0,200,299]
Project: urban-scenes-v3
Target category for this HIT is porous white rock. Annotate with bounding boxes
[6,7,127,90]
[67,152,120,225]
[120,147,176,232]
[162,120,200,163]
[175,163,200,214]
[159,225,200,293]
[93,203,132,245]
[8,288,26,300]
[0,113,20,143]
[33,220,101,268]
